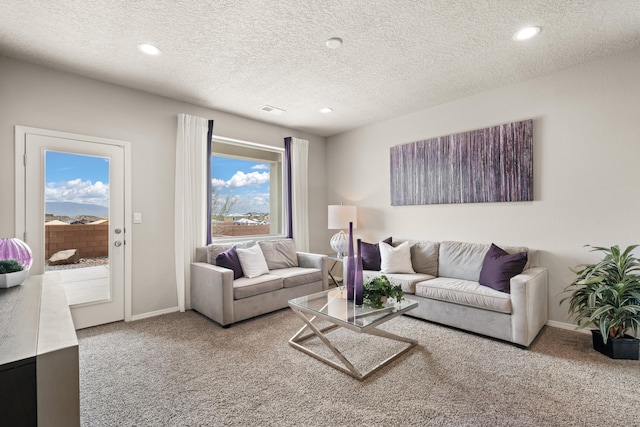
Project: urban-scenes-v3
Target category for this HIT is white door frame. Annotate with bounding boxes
[15,125,132,322]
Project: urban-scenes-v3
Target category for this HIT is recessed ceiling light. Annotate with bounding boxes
[320,107,333,113]
[325,38,343,49]
[513,26,541,41]
[137,43,161,55]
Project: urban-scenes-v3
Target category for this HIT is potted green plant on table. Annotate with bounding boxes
[0,259,28,288]
[560,245,640,360]
[363,275,404,309]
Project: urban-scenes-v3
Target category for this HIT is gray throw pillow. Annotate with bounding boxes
[258,239,299,270]
[408,240,439,276]
[206,241,255,265]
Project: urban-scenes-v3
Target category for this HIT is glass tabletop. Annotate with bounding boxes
[289,288,418,329]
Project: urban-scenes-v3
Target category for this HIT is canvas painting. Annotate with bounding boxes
[390,119,533,205]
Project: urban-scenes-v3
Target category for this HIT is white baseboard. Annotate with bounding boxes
[131,306,180,321]
[127,311,605,337]
[546,319,591,335]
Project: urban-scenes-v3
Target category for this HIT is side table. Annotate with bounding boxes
[327,255,343,288]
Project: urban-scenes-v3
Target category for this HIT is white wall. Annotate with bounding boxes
[326,47,640,325]
[0,55,327,318]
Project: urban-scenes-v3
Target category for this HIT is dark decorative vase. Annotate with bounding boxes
[346,222,355,301]
[354,239,364,306]
[591,330,639,360]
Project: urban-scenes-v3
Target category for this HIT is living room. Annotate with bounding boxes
[1,1,640,426]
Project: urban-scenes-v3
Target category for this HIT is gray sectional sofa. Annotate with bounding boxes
[191,239,328,327]
[351,239,548,347]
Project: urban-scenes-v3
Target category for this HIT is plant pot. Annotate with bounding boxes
[0,269,29,288]
[591,330,639,360]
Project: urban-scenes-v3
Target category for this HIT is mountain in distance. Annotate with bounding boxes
[45,202,108,217]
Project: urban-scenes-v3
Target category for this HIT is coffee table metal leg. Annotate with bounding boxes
[366,326,418,344]
[360,328,417,379]
[288,307,417,380]
[289,307,362,378]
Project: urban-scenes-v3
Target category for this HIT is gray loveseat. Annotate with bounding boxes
[191,239,328,326]
[351,239,548,347]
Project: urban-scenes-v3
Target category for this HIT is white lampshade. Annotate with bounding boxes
[328,205,357,230]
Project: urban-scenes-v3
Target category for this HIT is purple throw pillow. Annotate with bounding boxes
[478,243,528,294]
[361,237,392,271]
[216,246,244,280]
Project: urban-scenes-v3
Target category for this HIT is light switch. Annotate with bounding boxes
[133,212,142,224]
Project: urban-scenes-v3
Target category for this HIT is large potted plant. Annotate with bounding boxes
[363,275,404,309]
[561,245,640,360]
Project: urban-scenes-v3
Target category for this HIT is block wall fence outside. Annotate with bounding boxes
[212,224,270,237]
[45,224,108,259]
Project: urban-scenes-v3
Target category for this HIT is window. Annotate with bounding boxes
[209,137,285,240]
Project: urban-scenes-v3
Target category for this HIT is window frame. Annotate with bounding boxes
[208,135,287,244]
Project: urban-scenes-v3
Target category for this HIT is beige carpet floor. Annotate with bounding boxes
[77,309,640,426]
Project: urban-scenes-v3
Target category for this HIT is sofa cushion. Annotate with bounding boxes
[216,246,244,280]
[363,271,434,295]
[416,277,512,314]
[395,239,439,276]
[259,239,299,270]
[236,244,270,278]
[195,246,209,263]
[361,237,392,271]
[380,241,415,274]
[233,275,283,300]
[438,241,490,281]
[205,241,255,265]
[269,267,322,288]
[479,243,528,293]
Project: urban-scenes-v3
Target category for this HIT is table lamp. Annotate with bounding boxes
[328,205,357,257]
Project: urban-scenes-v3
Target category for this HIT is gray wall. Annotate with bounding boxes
[326,47,640,326]
[4,46,639,326]
[0,55,327,318]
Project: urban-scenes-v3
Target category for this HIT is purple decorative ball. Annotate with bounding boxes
[0,238,33,270]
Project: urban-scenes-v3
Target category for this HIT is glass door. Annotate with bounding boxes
[24,133,126,329]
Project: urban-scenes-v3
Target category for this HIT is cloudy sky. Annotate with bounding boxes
[45,151,110,207]
[211,156,270,215]
[45,152,271,215]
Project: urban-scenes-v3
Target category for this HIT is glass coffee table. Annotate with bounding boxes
[288,288,418,380]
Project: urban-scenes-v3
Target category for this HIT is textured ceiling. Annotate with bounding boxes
[1,1,639,137]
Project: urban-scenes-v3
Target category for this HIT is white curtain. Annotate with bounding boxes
[290,138,309,251]
[175,114,208,312]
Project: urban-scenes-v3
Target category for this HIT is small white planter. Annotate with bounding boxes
[0,269,29,288]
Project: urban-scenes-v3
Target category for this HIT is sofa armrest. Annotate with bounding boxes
[509,267,548,347]
[297,252,329,290]
[190,262,235,326]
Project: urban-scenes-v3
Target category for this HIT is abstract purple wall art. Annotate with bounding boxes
[390,119,533,205]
